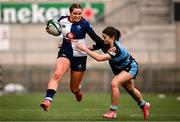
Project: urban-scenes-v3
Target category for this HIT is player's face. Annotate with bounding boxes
[102,33,114,45]
[70,8,83,22]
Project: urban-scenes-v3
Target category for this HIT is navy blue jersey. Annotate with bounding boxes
[57,16,105,57]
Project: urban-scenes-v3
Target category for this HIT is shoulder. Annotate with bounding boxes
[81,18,89,23]
[114,40,122,50]
[79,18,93,31]
[80,18,91,26]
[58,16,68,22]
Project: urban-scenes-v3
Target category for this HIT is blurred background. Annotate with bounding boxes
[0,0,180,94]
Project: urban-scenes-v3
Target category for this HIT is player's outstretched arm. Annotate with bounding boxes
[75,43,111,61]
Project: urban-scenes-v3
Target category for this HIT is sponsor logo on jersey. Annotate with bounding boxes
[108,50,116,56]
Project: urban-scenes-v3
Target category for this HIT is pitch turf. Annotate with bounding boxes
[0,92,180,121]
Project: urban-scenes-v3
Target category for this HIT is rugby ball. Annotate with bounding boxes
[47,19,61,36]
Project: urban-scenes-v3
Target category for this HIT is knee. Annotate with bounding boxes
[111,80,118,89]
[52,71,62,81]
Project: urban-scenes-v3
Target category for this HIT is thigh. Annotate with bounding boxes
[112,71,133,85]
[47,57,70,89]
[54,57,70,75]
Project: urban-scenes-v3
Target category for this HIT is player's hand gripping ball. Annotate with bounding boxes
[47,19,62,36]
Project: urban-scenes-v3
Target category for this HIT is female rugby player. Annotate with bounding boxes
[40,3,105,111]
[75,26,150,120]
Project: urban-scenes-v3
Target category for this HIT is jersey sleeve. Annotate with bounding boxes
[84,20,107,51]
[92,44,101,50]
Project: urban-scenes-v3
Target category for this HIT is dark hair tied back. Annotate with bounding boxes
[102,26,121,40]
[115,28,121,40]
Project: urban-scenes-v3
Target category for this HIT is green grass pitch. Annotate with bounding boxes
[0,92,180,121]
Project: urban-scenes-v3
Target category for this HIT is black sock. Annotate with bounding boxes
[45,89,56,102]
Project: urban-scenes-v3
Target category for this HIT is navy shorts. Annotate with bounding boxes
[57,52,87,71]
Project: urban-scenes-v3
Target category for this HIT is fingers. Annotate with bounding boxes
[108,47,116,52]
[46,27,52,34]
[74,43,85,51]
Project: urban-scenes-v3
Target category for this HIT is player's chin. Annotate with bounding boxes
[74,18,81,22]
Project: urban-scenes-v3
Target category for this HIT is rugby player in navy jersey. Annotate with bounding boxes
[75,26,150,120]
[40,3,106,111]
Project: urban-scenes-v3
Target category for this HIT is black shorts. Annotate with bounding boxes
[58,53,87,71]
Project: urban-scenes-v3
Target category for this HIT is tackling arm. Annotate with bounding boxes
[76,44,111,61]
